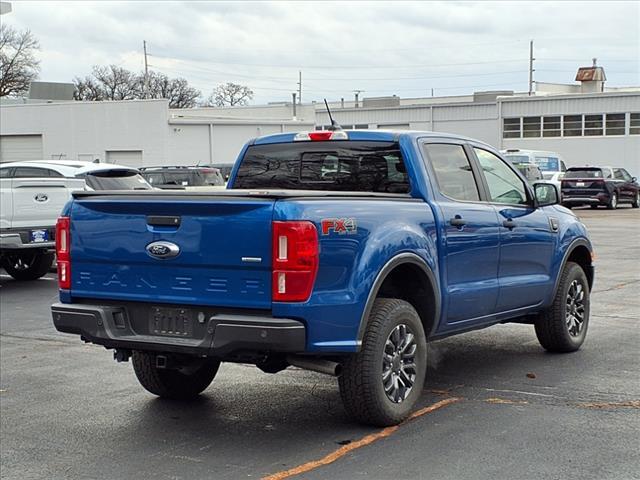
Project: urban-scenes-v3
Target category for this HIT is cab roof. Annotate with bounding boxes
[251,129,484,146]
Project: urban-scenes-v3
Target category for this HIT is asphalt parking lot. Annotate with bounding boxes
[1,206,639,480]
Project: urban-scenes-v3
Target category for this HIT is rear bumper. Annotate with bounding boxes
[0,232,55,251]
[561,193,609,205]
[51,302,306,357]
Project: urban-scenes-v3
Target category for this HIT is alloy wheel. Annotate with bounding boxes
[565,280,586,337]
[382,323,418,403]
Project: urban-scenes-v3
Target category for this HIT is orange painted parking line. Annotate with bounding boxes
[261,397,462,480]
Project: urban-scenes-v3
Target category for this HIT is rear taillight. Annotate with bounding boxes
[272,221,319,302]
[56,216,71,289]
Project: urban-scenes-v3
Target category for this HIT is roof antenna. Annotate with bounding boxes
[324,99,342,131]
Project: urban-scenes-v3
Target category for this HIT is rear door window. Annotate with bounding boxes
[423,144,480,202]
[234,141,410,193]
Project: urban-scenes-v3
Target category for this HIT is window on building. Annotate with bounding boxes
[542,116,561,137]
[503,118,521,138]
[563,115,583,137]
[474,148,528,206]
[630,113,640,135]
[605,113,626,136]
[523,116,541,137]
[584,114,603,136]
[423,143,480,202]
[354,124,369,130]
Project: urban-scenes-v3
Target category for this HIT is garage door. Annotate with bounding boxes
[0,135,43,162]
[105,150,143,167]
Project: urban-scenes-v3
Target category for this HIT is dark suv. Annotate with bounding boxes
[139,166,225,190]
[561,166,640,209]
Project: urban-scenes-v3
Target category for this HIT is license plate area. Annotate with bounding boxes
[29,229,49,243]
[149,306,194,337]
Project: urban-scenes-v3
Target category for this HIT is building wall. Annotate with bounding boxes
[0,99,169,164]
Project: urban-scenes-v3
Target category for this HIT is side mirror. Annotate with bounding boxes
[633,176,637,182]
[534,182,559,207]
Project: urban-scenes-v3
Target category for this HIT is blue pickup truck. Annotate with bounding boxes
[52,130,594,426]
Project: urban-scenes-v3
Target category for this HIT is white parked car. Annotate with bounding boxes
[501,149,567,191]
[0,160,152,281]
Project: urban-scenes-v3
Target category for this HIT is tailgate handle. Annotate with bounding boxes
[146,215,181,227]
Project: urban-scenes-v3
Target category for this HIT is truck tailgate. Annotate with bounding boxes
[69,195,274,309]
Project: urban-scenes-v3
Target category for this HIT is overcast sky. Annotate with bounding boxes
[3,1,639,104]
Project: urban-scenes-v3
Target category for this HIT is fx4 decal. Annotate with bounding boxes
[321,218,357,235]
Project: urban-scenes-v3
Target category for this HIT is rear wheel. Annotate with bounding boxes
[339,298,427,427]
[534,261,590,352]
[132,351,220,399]
[607,192,618,210]
[632,192,640,208]
[1,251,55,280]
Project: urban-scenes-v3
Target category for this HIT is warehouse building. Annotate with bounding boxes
[1,64,638,174]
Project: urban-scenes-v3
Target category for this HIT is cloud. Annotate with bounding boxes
[3,1,638,103]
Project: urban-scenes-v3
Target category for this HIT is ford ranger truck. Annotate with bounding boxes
[51,130,595,427]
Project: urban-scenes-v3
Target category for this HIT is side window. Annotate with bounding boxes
[560,160,567,172]
[424,144,480,202]
[47,169,64,178]
[604,168,613,179]
[12,167,51,178]
[474,148,529,206]
[613,169,625,180]
[620,169,633,181]
[0,168,12,178]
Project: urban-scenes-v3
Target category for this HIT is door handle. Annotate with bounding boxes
[450,216,467,228]
[503,219,516,230]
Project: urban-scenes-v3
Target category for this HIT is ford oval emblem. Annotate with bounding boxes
[34,193,48,203]
[146,241,180,259]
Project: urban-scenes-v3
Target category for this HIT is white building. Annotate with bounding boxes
[1,63,639,175]
[0,99,314,166]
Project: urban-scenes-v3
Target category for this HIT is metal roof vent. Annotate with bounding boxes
[575,58,606,93]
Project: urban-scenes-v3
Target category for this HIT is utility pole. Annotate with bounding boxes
[297,71,302,105]
[528,39,535,96]
[143,40,150,99]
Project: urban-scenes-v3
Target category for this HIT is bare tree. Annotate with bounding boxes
[0,24,41,97]
[146,71,201,108]
[90,65,140,100]
[73,75,105,101]
[206,82,253,107]
[73,66,200,108]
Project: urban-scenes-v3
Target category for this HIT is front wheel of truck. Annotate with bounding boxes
[132,351,220,399]
[534,261,590,353]
[339,298,427,427]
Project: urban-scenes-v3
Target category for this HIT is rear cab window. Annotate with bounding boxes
[422,143,480,202]
[233,141,410,193]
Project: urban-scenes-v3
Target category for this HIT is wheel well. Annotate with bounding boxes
[567,245,594,289]
[377,263,437,337]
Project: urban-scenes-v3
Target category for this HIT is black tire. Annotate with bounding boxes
[132,351,220,399]
[1,251,55,281]
[632,191,640,208]
[607,192,618,210]
[339,298,427,427]
[534,261,590,353]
